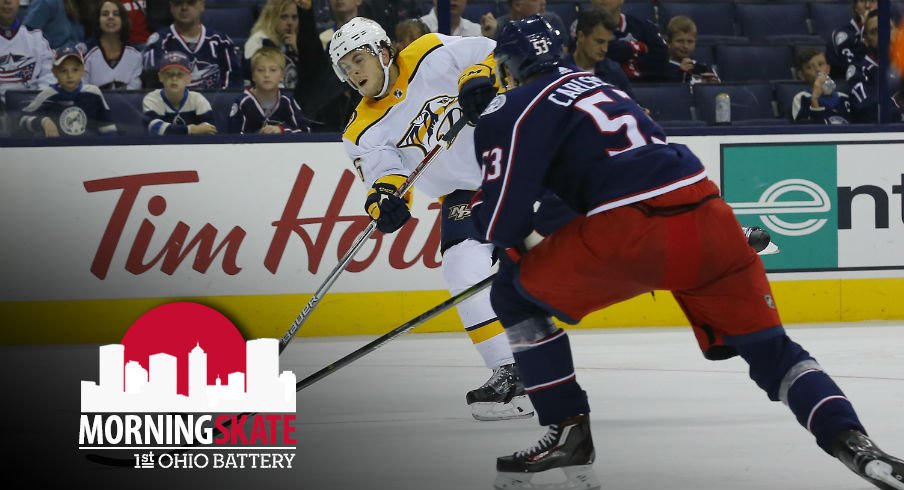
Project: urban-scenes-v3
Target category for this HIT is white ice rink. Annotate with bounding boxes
[4,322,903,490]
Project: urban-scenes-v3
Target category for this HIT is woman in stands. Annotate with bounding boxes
[83,0,142,90]
[244,0,300,89]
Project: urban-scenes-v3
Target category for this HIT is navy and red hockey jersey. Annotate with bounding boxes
[471,66,705,248]
[143,25,242,89]
[227,88,311,134]
[606,13,669,83]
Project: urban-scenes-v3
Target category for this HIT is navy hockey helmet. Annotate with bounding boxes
[494,15,564,85]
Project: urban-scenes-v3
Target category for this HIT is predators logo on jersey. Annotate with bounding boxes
[397,95,463,155]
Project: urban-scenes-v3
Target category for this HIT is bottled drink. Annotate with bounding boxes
[715,92,731,125]
[821,76,836,95]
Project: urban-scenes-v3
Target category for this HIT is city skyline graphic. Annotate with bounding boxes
[81,338,296,413]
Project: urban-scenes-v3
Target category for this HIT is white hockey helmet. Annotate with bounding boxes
[329,17,394,98]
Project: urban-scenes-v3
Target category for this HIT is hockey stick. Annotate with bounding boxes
[85,273,495,467]
[277,116,470,353]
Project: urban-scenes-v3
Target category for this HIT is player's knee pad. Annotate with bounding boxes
[504,316,559,353]
[441,239,494,294]
[735,334,816,402]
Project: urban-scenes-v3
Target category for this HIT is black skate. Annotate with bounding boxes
[744,226,779,255]
[467,363,534,421]
[834,430,904,490]
[494,414,600,490]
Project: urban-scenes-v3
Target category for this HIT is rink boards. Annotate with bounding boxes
[1,131,903,343]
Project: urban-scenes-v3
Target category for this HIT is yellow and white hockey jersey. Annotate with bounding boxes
[342,33,496,199]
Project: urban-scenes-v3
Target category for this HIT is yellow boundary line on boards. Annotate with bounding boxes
[2,278,903,345]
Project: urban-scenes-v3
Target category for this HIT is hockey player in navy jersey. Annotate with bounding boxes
[460,15,904,490]
[19,46,117,137]
[141,0,241,90]
[228,46,310,134]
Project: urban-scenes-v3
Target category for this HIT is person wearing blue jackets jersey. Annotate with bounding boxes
[583,0,668,82]
[19,45,117,137]
[142,50,216,135]
[459,15,904,490]
[826,0,874,80]
[141,0,241,90]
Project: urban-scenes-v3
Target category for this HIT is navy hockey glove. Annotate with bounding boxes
[458,63,499,125]
[365,175,412,234]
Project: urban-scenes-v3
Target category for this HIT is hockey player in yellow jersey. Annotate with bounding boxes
[329,17,533,421]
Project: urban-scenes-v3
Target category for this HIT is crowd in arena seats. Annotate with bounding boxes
[1,0,903,139]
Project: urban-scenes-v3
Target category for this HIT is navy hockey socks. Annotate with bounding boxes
[506,319,589,426]
[736,334,864,454]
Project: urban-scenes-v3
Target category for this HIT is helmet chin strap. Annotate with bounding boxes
[375,48,392,98]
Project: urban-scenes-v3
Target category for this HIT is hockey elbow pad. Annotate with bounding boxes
[458,63,499,125]
[365,174,413,234]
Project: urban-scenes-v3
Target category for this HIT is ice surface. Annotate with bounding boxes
[3,322,902,489]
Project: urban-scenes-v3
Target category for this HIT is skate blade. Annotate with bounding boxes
[494,464,601,490]
[471,395,535,421]
[758,241,780,255]
[865,460,904,489]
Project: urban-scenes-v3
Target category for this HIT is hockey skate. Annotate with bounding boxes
[467,363,534,421]
[834,430,904,490]
[494,414,600,490]
[744,226,779,255]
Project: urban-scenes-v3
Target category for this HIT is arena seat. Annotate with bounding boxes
[692,82,777,125]
[772,80,809,121]
[715,44,795,82]
[735,2,810,42]
[621,1,657,23]
[810,1,853,41]
[632,83,695,122]
[202,7,257,40]
[203,89,245,133]
[657,1,736,37]
[104,90,147,136]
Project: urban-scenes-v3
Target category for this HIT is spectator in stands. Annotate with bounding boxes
[0,0,56,103]
[318,0,363,49]
[585,0,668,83]
[394,18,430,51]
[229,46,310,133]
[120,0,150,46]
[664,15,719,84]
[245,0,301,89]
[83,0,143,90]
[19,45,118,136]
[564,8,634,98]
[480,0,566,44]
[792,47,850,124]
[827,0,875,80]
[294,0,359,132]
[420,0,481,37]
[142,50,216,134]
[142,0,242,90]
[23,0,86,49]
[847,9,902,123]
